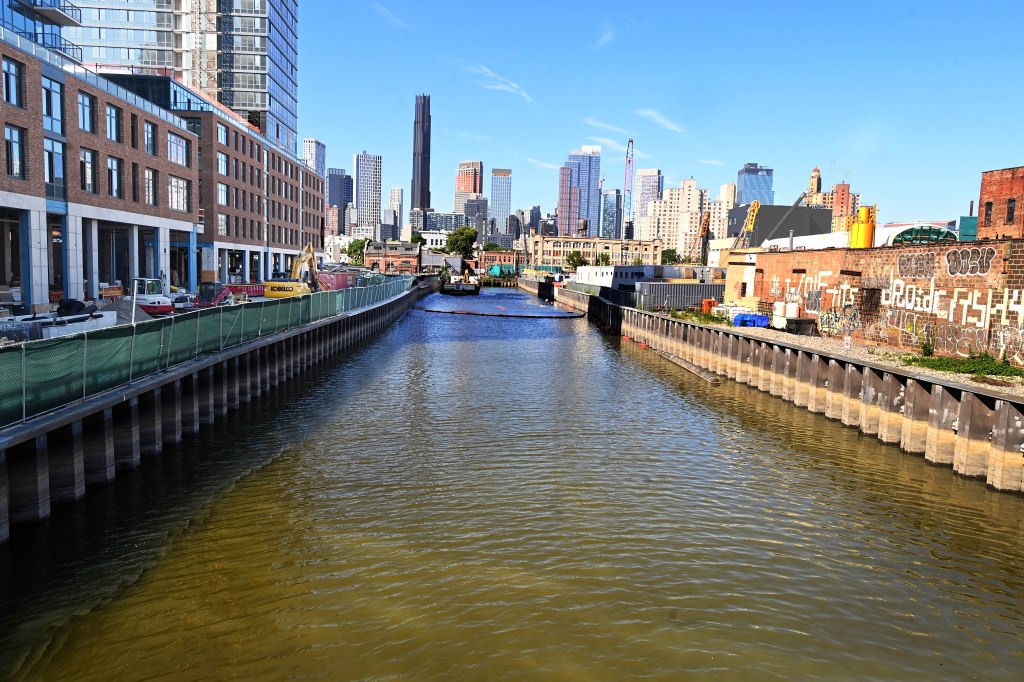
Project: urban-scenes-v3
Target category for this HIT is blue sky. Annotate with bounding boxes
[298,0,1024,226]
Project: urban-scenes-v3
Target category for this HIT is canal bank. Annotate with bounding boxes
[4,287,1024,679]
[550,284,1024,494]
[0,278,438,543]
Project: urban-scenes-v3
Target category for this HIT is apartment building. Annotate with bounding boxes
[0,29,200,310]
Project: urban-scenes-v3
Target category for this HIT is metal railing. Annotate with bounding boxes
[0,277,416,428]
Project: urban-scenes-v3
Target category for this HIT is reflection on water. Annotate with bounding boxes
[2,290,1024,680]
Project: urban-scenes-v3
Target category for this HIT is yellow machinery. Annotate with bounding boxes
[690,210,711,264]
[849,205,876,249]
[264,244,318,298]
[731,200,760,249]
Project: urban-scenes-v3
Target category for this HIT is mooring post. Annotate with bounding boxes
[7,435,50,524]
[113,397,141,468]
[925,384,959,465]
[952,392,995,478]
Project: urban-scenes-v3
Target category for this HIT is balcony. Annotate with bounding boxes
[25,31,83,62]
[16,0,83,27]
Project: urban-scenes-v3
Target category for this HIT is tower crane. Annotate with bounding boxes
[690,210,711,264]
[622,138,634,239]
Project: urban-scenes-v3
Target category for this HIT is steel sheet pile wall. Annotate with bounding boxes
[608,301,1024,495]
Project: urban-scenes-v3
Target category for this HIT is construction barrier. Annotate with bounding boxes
[0,277,415,427]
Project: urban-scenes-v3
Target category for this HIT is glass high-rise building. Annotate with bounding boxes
[303,138,325,176]
[557,146,601,236]
[601,189,622,240]
[0,0,84,61]
[736,162,774,205]
[490,169,512,234]
[327,168,353,209]
[354,151,382,230]
[66,0,299,153]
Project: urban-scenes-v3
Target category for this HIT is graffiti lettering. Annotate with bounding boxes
[896,252,934,279]
[818,305,862,337]
[946,247,996,277]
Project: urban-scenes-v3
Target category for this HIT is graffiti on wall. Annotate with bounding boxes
[818,305,862,336]
[945,247,996,277]
[897,252,934,279]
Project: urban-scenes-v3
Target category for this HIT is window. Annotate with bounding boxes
[167,132,189,167]
[44,139,65,199]
[145,168,157,205]
[217,182,228,205]
[4,125,25,178]
[217,213,228,236]
[80,149,96,193]
[107,157,123,198]
[130,114,138,148]
[3,58,23,107]
[106,105,122,142]
[168,176,190,212]
[217,151,228,175]
[217,122,228,145]
[145,122,157,155]
[42,77,63,134]
[984,201,993,227]
[77,92,96,133]
[1007,199,1017,225]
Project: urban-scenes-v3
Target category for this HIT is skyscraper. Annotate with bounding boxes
[389,187,404,236]
[490,169,512,233]
[303,139,326,176]
[557,146,601,236]
[327,168,354,209]
[66,0,300,152]
[454,161,483,214]
[601,190,623,240]
[736,162,775,205]
[354,151,382,231]
[411,94,431,212]
[635,169,664,219]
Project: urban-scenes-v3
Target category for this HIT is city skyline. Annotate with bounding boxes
[297,1,1020,225]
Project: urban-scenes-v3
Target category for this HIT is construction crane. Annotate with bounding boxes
[622,138,634,239]
[760,190,811,244]
[688,210,711,264]
[731,200,761,249]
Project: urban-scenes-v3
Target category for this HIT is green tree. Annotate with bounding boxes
[348,238,368,266]
[661,248,679,265]
[632,256,644,266]
[411,231,425,245]
[483,242,501,251]
[565,250,589,269]
[446,227,478,259]
[595,253,611,266]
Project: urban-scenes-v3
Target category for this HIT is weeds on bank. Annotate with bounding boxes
[904,352,1024,380]
[668,308,729,325]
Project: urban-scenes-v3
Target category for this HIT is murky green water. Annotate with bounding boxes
[2,289,1024,680]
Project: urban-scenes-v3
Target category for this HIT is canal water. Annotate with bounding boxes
[2,288,1024,680]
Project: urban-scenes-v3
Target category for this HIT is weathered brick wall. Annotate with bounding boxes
[978,168,1024,240]
[754,241,1024,362]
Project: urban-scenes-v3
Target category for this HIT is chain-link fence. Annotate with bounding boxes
[0,277,415,427]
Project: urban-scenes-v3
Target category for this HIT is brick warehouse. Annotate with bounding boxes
[752,240,1024,363]
[978,167,1024,240]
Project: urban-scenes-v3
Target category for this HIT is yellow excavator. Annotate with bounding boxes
[264,244,319,298]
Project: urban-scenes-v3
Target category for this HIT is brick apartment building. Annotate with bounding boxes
[1,32,200,310]
[978,167,1024,240]
[104,75,325,284]
[364,241,421,275]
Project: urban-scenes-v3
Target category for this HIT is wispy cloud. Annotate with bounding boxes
[588,137,652,159]
[372,3,409,29]
[466,65,532,103]
[527,157,559,170]
[583,117,629,135]
[634,108,688,136]
[596,22,614,48]
[699,159,725,166]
